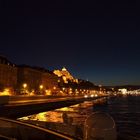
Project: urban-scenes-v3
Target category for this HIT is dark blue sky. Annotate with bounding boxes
[0,1,140,86]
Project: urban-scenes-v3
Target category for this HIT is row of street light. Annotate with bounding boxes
[0,83,106,96]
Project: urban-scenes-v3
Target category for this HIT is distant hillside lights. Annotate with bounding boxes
[118,89,127,95]
[118,88,140,96]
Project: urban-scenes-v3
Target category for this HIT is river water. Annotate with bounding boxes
[19,96,140,139]
[107,96,140,138]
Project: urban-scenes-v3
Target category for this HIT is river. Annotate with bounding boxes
[19,96,140,139]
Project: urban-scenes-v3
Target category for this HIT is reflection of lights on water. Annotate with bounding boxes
[18,116,29,121]
[56,107,75,112]
[71,104,79,107]
[19,111,63,123]
[37,112,63,122]
[19,99,106,126]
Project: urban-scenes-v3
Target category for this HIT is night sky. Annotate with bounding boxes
[0,1,140,86]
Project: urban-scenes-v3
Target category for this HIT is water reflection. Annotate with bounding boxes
[19,101,95,124]
[18,98,107,139]
[18,97,140,139]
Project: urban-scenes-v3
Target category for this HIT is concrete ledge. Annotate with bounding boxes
[0,96,9,105]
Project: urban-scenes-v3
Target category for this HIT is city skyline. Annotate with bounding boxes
[0,1,140,86]
[0,54,139,87]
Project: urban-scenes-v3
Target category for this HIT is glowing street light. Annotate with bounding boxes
[69,88,72,91]
[22,83,28,95]
[23,83,27,88]
[39,85,44,90]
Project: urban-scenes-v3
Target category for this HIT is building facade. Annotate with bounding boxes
[0,56,81,96]
[17,65,43,93]
[42,72,59,90]
[0,56,17,92]
[17,66,60,95]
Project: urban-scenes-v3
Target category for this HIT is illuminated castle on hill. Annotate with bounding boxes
[53,67,78,83]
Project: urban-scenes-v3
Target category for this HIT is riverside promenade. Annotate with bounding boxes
[0,95,107,119]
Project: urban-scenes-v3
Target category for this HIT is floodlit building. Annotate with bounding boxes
[53,67,78,83]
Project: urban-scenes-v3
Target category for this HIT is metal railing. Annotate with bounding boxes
[0,118,73,140]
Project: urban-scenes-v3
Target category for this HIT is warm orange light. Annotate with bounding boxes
[45,90,51,95]
[0,88,11,96]
[23,83,27,88]
[62,87,65,91]
[69,88,72,91]
[39,85,43,89]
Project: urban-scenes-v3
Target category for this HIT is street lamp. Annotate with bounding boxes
[22,83,27,95]
[39,85,44,95]
[23,83,27,88]
[39,85,44,90]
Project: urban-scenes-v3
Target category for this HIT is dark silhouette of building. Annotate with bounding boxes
[17,65,60,94]
[0,55,17,91]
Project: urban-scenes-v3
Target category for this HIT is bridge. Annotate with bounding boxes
[0,95,107,119]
